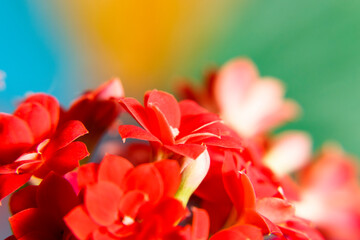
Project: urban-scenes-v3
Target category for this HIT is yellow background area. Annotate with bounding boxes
[44,0,241,97]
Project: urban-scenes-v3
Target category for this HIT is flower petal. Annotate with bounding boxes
[85,181,123,225]
[119,97,151,131]
[77,163,99,189]
[64,205,99,240]
[222,151,256,216]
[118,125,161,143]
[191,207,210,240]
[98,154,133,187]
[118,190,147,220]
[14,102,52,143]
[44,141,89,175]
[37,173,79,220]
[9,208,60,239]
[0,113,34,165]
[121,163,163,202]
[145,90,180,129]
[24,94,60,133]
[0,173,31,202]
[153,160,181,197]
[9,185,38,215]
[43,120,88,157]
[164,143,206,160]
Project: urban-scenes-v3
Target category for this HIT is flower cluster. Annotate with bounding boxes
[1,59,360,239]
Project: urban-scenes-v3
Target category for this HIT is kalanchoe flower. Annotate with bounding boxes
[0,94,89,201]
[61,78,124,155]
[64,154,191,239]
[8,172,79,239]
[219,152,325,239]
[295,145,360,240]
[263,131,312,177]
[118,89,242,160]
[179,58,299,138]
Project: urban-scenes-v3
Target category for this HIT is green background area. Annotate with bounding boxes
[185,0,360,156]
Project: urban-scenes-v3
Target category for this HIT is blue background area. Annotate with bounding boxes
[0,2,59,112]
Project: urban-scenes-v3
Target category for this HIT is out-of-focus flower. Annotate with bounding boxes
[295,145,360,240]
[118,89,242,160]
[263,131,312,177]
[179,58,299,138]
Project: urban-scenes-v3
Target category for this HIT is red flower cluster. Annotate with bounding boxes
[1,59,360,240]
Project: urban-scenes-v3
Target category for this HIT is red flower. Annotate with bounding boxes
[219,151,324,239]
[0,94,89,201]
[61,78,124,154]
[64,154,189,239]
[8,172,79,240]
[118,89,242,160]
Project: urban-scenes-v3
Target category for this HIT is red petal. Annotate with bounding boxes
[43,120,88,157]
[85,181,123,225]
[243,210,281,235]
[0,113,34,165]
[280,219,325,240]
[222,151,256,216]
[77,163,99,189]
[256,197,295,224]
[210,228,249,240]
[200,200,232,234]
[146,104,176,144]
[37,173,79,220]
[44,141,89,175]
[14,102,52,143]
[118,125,161,143]
[9,185,38,215]
[211,224,263,240]
[64,205,99,240]
[179,100,208,116]
[145,198,186,227]
[202,135,243,149]
[164,144,206,159]
[0,173,31,202]
[24,94,60,133]
[121,163,163,202]
[92,78,124,100]
[118,190,147,219]
[119,97,151,131]
[9,208,60,239]
[191,207,210,240]
[145,90,180,129]
[178,113,220,139]
[153,160,181,197]
[0,157,41,175]
[98,154,133,187]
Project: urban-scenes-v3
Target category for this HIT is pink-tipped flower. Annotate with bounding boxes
[213,58,299,137]
[295,145,360,240]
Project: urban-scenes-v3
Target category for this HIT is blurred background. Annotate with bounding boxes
[1,0,360,236]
